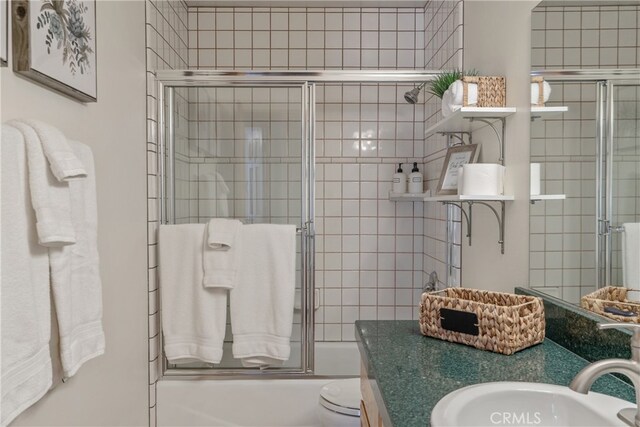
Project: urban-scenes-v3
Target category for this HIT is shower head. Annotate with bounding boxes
[404,83,426,104]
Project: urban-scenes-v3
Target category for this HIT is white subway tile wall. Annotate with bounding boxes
[187,7,425,70]
[530,4,640,303]
[532,5,640,69]
[145,0,188,424]
[530,81,599,301]
[423,1,464,288]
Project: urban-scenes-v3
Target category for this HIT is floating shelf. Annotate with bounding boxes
[530,194,566,202]
[389,192,431,201]
[531,106,568,119]
[424,194,515,202]
[424,107,517,137]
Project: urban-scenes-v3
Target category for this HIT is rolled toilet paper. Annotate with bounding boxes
[461,164,505,196]
[530,163,541,196]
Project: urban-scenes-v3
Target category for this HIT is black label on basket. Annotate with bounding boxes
[440,308,479,336]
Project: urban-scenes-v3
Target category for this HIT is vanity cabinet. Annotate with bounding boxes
[360,360,385,427]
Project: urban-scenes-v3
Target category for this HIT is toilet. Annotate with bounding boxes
[318,378,361,427]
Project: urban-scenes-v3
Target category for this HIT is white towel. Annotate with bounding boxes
[531,81,552,105]
[231,224,297,367]
[19,119,87,181]
[9,121,76,246]
[160,224,227,364]
[622,223,640,291]
[1,125,53,426]
[48,141,105,379]
[450,80,478,106]
[203,219,242,289]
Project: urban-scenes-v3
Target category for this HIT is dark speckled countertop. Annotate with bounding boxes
[355,320,635,427]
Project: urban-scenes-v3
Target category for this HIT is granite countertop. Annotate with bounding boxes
[356,320,635,427]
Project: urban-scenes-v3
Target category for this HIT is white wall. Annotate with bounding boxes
[461,1,538,293]
[1,1,148,425]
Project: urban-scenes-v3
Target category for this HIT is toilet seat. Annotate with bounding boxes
[319,378,361,417]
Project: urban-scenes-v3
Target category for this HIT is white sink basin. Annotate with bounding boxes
[431,381,633,427]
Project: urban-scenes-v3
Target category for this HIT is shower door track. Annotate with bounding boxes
[156,70,439,379]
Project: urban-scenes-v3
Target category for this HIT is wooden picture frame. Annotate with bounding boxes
[436,144,479,195]
[12,0,97,102]
[1,1,7,65]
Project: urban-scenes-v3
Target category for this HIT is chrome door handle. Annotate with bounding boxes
[599,220,625,235]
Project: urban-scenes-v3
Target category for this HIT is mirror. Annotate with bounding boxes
[528,2,640,317]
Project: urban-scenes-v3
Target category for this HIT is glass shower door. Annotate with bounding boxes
[161,83,315,374]
[607,83,640,287]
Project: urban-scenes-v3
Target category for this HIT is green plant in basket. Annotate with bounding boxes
[427,69,479,99]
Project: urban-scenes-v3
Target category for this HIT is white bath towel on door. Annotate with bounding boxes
[1,125,53,426]
[231,224,297,367]
[160,224,227,364]
[48,141,105,379]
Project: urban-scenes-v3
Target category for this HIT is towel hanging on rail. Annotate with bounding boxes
[230,224,297,367]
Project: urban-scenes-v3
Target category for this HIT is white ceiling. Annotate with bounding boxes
[185,0,428,7]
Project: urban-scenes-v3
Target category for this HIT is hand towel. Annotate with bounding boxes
[230,224,297,367]
[18,119,87,181]
[450,80,478,106]
[48,141,105,379]
[531,81,551,105]
[622,223,640,291]
[9,121,76,246]
[160,224,227,364]
[203,219,242,289]
[1,125,53,427]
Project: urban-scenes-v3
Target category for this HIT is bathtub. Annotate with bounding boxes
[157,342,360,427]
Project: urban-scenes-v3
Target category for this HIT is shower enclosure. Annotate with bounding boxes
[530,69,640,297]
[156,70,437,377]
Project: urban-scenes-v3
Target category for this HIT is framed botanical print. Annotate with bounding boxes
[12,0,97,102]
[1,1,7,65]
[436,144,479,195]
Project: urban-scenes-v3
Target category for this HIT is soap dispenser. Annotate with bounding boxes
[408,162,424,194]
[393,163,407,194]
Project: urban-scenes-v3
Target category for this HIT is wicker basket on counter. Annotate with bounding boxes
[581,286,640,323]
[462,76,506,107]
[419,288,545,355]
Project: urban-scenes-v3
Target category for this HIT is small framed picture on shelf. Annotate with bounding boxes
[436,144,479,195]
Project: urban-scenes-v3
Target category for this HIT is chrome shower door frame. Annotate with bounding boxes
[157,78,316,378]
[602,79,640,287]
[532,69,640,289]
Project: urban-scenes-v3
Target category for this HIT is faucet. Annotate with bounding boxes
[569,323,640,427]
[423,271,440,292]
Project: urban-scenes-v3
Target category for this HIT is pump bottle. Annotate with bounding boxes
[392,163,407,194]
